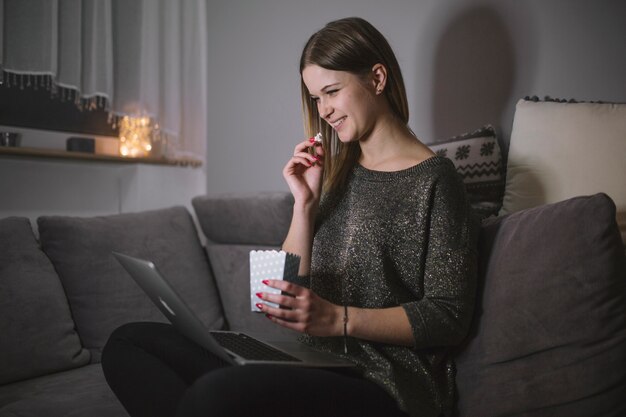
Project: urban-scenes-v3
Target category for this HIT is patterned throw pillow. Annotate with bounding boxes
[428,125,505,219]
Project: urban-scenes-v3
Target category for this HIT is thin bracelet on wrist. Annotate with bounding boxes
[343,305,349,354]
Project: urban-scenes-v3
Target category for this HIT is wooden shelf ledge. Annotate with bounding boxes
[0,146,202,168]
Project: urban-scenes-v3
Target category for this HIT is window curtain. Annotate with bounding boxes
[0,0,208,161]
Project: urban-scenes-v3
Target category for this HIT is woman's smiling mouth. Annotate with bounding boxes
[330,116,346,130]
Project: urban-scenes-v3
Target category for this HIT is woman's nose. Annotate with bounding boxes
[318,99,333,119]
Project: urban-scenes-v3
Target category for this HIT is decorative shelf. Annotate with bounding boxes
[0,146,202,168]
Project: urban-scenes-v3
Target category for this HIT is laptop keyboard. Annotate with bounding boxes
[211,332,302,362]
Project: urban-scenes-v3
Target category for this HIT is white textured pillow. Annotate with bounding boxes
[501,99,626,246]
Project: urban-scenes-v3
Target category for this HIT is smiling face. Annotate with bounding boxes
[302,65,381,143]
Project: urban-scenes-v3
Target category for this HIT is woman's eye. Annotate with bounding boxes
[327,89,338,96]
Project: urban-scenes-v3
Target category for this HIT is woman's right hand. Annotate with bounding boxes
[282,137,324,206]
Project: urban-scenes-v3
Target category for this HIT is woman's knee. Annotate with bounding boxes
[102,322,170,368]
[109,322,172,343]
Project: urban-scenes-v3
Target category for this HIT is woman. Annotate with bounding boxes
[102,17,477,417]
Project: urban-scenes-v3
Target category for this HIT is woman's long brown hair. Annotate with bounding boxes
[299,17,410,193]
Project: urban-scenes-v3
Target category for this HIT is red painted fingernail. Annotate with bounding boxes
[309,137,315,143]
[262,280,269,285]
[256,292,263,299]
[265,314,273,319]
[313,155,322,161]
[256,303,264,310]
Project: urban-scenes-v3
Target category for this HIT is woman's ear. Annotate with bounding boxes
[371,63,388,95]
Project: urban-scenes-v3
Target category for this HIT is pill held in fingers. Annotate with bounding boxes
[309,132,323,144]
[308,132,323,165]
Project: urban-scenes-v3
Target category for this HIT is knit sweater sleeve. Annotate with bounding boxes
[401,170,478,349]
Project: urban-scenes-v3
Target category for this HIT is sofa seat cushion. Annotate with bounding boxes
[0,217,89,385]
[0,364,127,417]
[37,206,225,362]
[455,193,626,417]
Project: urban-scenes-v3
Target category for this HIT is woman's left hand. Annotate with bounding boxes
[256,280,342,337]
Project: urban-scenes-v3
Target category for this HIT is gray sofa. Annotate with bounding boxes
[1,190,625,417]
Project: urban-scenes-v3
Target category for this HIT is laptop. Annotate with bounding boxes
[113,252,355,368]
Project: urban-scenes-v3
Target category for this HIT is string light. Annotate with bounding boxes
[118,116,153,157]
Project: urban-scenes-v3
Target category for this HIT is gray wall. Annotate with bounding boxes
[205,0,626,195]
[0,126,206,227]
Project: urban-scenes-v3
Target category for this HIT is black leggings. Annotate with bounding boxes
[101,322,410,417]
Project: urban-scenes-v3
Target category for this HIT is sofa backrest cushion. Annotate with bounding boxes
[0,217,90,384]
[37,206,224,362]
[192,192,298,340]
[501,98,626,250]
[454,193,626,417]
[192,192,293,245]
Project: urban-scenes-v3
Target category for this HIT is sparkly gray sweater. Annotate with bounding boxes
[303,156,478,417]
